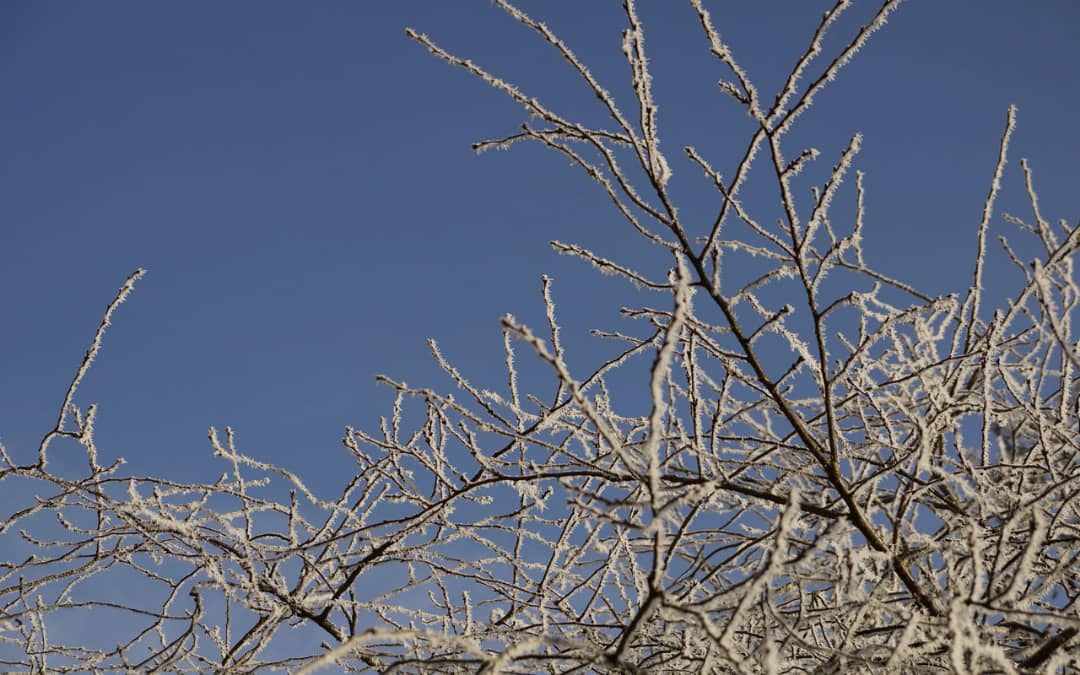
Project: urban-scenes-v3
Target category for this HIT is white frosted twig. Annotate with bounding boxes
[623,0,671,189]
[803,133,861,258]
[689,0,762,120]
[643,257,692,515]
[967,105,1017,350]
[551,241,670,290]
[38,269,145,467]
[490,0,642,152]
[773,0,906,136]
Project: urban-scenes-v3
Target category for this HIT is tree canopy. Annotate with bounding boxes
[2,2,1079,673]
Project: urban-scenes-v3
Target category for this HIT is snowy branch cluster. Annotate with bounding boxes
[3,1,1079,672]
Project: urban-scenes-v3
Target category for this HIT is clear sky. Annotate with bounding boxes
[2,0,1078,497]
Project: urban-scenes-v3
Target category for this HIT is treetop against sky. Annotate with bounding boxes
[2,1,1079,672]
[1,2,1076,484]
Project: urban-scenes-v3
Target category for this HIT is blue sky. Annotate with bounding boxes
[2,0,1078,496]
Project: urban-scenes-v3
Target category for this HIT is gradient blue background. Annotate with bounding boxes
[2,1,1078,496]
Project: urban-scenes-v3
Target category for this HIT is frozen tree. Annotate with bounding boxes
[3,1,1079,673]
